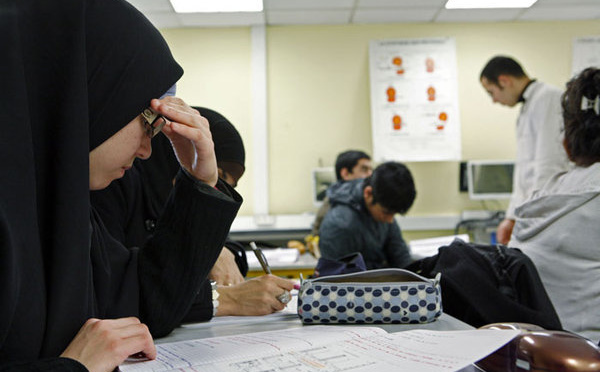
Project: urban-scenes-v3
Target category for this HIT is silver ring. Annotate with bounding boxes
[276,290,291,304]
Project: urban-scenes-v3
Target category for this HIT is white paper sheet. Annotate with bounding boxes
[120,326,518,372]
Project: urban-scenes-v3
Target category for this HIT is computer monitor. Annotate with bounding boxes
[467,160,514,200]
[312,167,336,206]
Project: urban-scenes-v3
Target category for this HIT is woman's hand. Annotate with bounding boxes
[209,248,245,286]
[60,317,156,372]
[151,97,219,187]
[216,275,296,316]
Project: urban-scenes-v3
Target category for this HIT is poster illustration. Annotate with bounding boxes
[369,37,461,162]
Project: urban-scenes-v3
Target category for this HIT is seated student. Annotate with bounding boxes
[93,105,248,285]
[91,106,294,319]
[311,150,373,236]
[1,0,290,370]
[319,162,416,269]
[509,67,600,342]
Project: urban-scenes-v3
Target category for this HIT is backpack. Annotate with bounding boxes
[406,239,562,330]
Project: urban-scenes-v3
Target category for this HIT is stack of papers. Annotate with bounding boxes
[409,234,469,259]
[120,325,518,372]
[247,248,300,268]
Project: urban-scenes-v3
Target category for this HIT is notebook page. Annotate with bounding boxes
[120,325,387,372]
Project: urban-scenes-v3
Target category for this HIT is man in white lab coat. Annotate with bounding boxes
[479,56,570,244]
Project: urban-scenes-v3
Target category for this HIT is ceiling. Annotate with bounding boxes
[127,0,600,29]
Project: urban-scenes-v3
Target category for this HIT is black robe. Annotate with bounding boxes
[91,145,247,323]
[0,0,241,369]
[91,113,249,302]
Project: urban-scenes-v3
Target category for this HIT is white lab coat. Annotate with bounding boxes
[507,81,571,218]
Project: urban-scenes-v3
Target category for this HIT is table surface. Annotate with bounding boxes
[157,312,473,344]
[155,306,488,372]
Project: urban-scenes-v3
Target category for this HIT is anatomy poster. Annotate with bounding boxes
[572,36,600,76]
[369,37,461,162]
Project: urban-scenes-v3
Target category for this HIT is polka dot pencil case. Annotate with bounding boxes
[297,269,442,324]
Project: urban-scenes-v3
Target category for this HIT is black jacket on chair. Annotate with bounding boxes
[406,239,562,330]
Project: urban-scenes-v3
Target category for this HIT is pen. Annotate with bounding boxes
[250,241,271,275]
[250,242,291,304]
[250,241,301,290]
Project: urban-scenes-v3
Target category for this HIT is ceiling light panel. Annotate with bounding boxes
[445,0,538,9]
[264,0,353,10]
[170,0,263,13]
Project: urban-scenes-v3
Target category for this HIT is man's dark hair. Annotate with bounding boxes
[334,150,371,181]
[480,56,527,86]
[561,67,600,166]
[363,161,416,215]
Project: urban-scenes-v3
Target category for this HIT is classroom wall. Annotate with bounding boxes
[161,20,599,218]
[161,28,256,214]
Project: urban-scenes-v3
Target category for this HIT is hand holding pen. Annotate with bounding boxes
[250,242,293,304]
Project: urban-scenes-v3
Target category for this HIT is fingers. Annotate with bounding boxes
[120,331,157,361]
[88,318,156,358]
[217,277,291,316]
[150,97,210,141]
[61,317,156,372]
[266,274,296,291]
[256,275,294,311]
[276,290,292,305]
[151,98,203,127]
[149,97,219,186]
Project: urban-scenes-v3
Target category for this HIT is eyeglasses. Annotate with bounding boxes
[141,108,168,138]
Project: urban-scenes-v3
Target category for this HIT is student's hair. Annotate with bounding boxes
[362,161,416,215]
[561,67,600,166]
[480,56,527,86]
[335,150,371,181]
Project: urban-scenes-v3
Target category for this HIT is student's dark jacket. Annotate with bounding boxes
[319,179,412,269]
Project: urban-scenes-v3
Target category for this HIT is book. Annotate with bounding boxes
[120,325,518,372]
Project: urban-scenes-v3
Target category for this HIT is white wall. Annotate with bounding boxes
[162,20,599,218]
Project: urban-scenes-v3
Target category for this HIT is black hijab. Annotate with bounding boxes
[0,0,182,361]
[195,107,246,183]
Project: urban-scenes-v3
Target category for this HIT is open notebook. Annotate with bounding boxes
[119,325,518,372]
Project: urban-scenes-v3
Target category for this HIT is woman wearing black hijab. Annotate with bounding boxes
[0,0,242,370]
[92,106,249,279]
[91,106,296,321]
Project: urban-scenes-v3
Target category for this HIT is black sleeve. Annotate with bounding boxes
[0,358,87,371]
[137,170,242,338]
[223,239,248,277]
[180,279,213,324]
